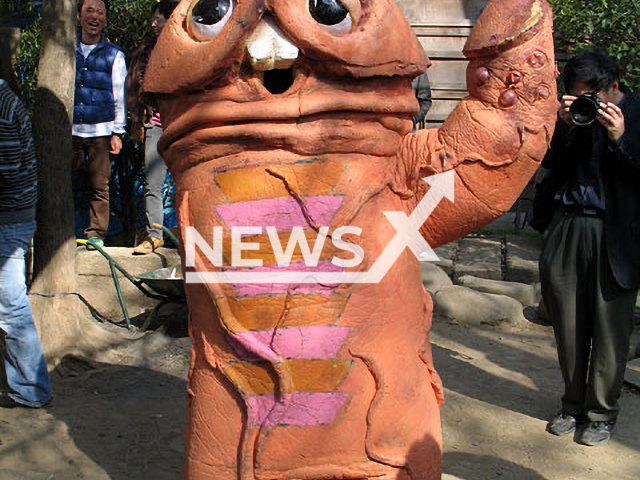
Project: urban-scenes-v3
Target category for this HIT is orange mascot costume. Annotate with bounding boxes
[143,0,557,478]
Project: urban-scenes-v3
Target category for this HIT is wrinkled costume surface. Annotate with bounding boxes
[143,0,558,478]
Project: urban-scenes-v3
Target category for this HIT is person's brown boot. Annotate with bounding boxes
[133,236,163,255]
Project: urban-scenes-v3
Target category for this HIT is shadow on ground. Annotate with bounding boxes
[432,323,560,421]
[443,452,549,480]
[432,319,640,479]
[48,358,187,480]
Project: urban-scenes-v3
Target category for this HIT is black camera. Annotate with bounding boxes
[569,92,603,126]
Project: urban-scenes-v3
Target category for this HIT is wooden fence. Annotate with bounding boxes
[396,0,489,128]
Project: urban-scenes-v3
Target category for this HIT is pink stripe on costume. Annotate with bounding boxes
[223,261,344,297]
[246,392,349,427]
[215,196,343,230]
[229,325,350,361]
[234,283,336,296]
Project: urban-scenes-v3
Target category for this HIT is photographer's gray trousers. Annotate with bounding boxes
[539,210,637,422]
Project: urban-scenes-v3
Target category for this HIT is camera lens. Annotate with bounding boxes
[570,95,599,126]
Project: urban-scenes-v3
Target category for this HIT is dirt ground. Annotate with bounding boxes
[1,308,638,480]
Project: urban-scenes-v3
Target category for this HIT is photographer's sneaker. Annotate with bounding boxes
[133,236,163,255]
[575,421,615,446]
[546,410,578,436]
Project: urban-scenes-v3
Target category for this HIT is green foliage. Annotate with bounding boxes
[13,15,41,109]
[549,0,640,92]
[0,0,35,25]
[104,0,156,57]
[13,0,157,108]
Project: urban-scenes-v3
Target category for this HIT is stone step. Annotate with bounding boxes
[434,285,526,325]
[625,358,640,390]
[75,246,183,323]
[76,246,181,278]
[504,234,543,284]
[433,241,458,275]
[420,262,453,295]
[454,237,502,281]
[457,275,538,307]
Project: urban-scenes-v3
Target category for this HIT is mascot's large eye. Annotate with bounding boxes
[188,0,234,40]
[308,0,353,34]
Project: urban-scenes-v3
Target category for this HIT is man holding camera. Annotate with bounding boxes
[539,50,640,446]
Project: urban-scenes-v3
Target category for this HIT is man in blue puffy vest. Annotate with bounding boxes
[73,0,126,249]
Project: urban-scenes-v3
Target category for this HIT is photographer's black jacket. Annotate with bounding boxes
[542,89,640,289]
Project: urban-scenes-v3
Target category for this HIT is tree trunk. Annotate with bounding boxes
[30,0,121,364]
[31,0,76,291]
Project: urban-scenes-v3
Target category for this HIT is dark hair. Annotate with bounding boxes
[563,49,621,93]
[153,0,179,19]
[77,0,110,14]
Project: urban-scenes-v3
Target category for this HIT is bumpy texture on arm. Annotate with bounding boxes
[394,0,557,247]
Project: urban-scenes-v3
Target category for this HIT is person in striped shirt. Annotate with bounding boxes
[0,78,52,409]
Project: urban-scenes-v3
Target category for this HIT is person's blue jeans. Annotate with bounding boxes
[0,220,52,406]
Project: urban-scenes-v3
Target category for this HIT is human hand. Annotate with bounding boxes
[110,134,123,154]
[559,95,577,127]
[597,101,625,143]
